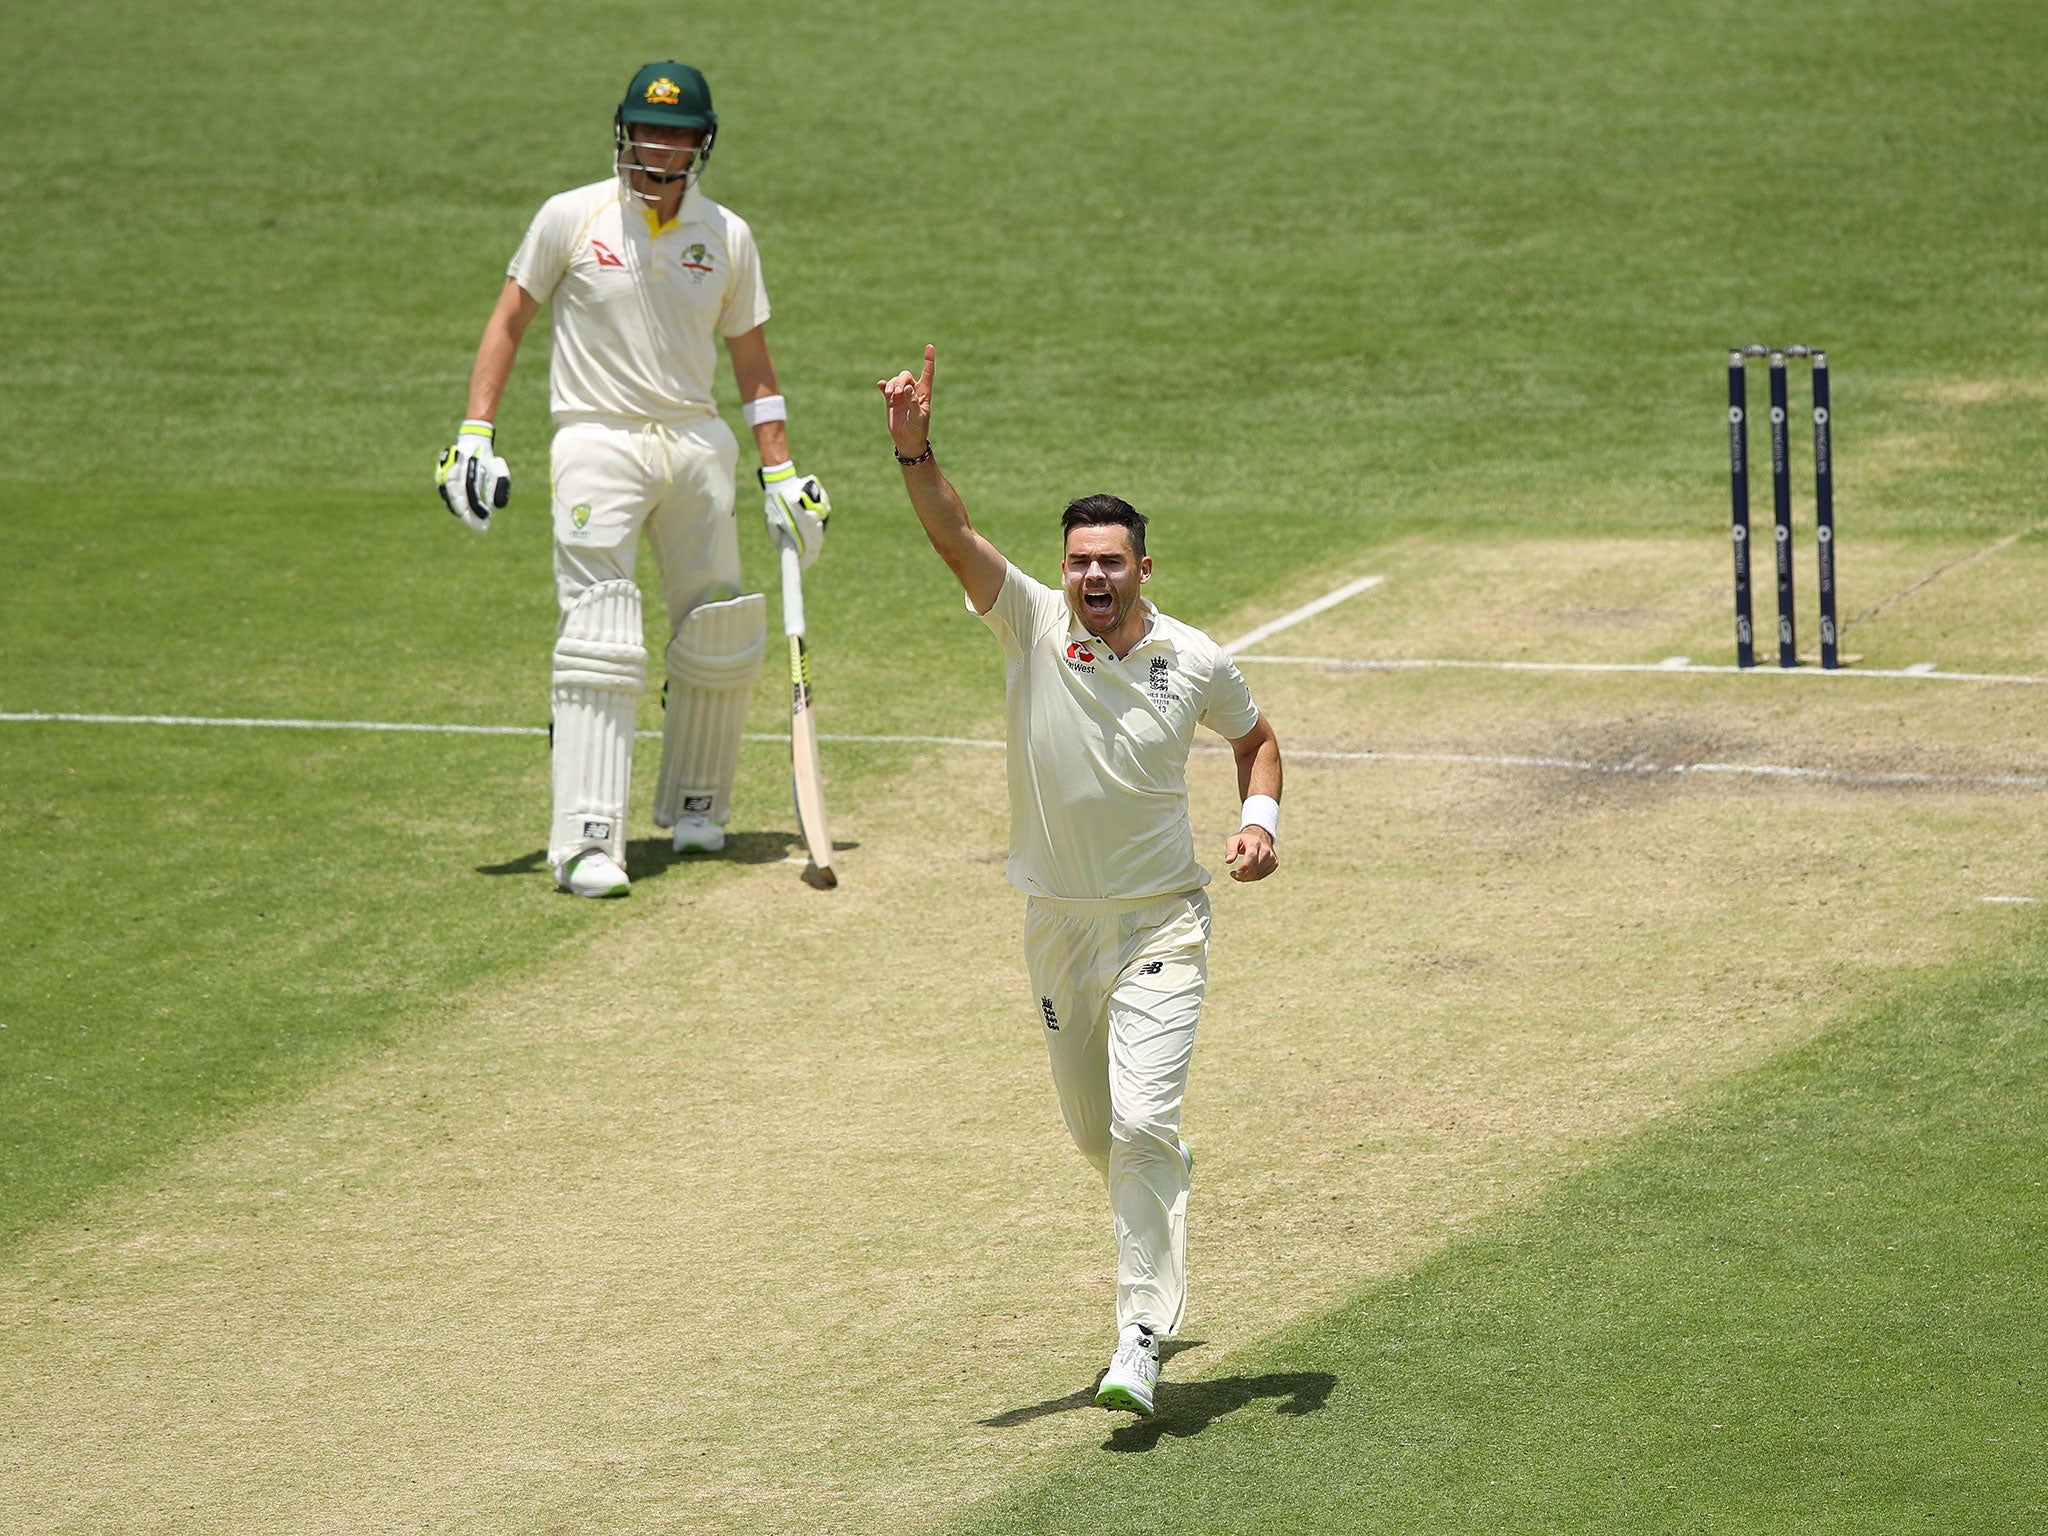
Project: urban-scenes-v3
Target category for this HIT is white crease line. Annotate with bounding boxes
[1238,656,2048,685]
[806,732,1004,750]
[0,714,1008,750]
[7,712,2041,789]
[0,710,546,735]
[1981,895,2039,904]
[1221,574,1387,654]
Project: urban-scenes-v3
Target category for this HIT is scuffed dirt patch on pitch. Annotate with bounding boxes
[5,651,2047,1533]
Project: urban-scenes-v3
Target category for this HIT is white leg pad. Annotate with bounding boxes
[652,591,767,828]
[550,580,647,868]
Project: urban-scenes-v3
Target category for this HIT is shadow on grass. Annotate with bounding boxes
[475,831,860,883]
[979,1341,1337,1452]
[1100,1369,1337,1452]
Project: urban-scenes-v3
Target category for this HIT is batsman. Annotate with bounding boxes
[879,346,1283,1414]
[437,61,830,897]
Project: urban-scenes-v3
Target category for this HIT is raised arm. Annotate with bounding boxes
[878,345,1007,613]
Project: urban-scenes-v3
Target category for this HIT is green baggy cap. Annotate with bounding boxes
[618,62,716,129]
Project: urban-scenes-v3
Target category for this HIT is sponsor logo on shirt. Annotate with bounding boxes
[1135,961,1164,977]
[1064,640,1096,674]
[1041,996,1060,1031]
[590,239,625,269]
[681,241,714,284]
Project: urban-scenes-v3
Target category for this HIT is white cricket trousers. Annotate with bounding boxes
[1024,889,1211,1336]
[545,416,741,862]
[549,415,741,621]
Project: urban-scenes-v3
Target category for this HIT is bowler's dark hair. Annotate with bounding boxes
[1061,494,1147,556]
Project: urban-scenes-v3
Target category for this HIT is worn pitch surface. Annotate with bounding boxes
[6,546,2045,1532]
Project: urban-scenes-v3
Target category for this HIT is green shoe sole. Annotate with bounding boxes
[1095,1383,1154,1415]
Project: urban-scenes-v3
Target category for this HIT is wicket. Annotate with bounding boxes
[1726,344,1837,668]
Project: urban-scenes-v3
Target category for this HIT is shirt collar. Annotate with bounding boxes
[640,185,705,237]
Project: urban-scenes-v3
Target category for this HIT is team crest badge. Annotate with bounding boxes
[681,242,713,284]
[571,503,592,531]
[645,77,682,106]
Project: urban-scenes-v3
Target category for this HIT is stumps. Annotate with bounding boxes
[1811,351,1837,669]
[1727,350,1754,669]
[1726,344,1839,670]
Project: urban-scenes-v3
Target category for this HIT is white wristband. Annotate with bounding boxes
[1240,794,1279,841]
[742,393,787,428]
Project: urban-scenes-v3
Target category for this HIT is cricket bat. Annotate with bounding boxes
[779,538,836,887]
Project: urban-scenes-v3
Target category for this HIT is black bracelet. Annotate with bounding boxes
[894,440,934,467]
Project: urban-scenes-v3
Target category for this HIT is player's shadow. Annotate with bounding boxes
[475,849,548,876]
[474,832,858,883]
[978,1342,1336,1452]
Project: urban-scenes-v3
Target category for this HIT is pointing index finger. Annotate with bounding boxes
[919,344,935,394]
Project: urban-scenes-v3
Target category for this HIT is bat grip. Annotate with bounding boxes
[778,538,806,637]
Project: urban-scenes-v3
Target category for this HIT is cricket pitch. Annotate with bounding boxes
[4,536,2045,1533]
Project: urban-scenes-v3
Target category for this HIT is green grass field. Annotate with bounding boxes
[3,0,2045,1528]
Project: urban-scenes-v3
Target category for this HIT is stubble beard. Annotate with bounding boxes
[1072,585,1134,639]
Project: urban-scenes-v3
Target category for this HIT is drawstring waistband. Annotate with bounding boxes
[637,420,673,484]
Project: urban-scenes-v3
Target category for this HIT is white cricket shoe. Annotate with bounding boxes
[671,815,726,854]
[555,849,630,898]
[1096,1323,1160,1415]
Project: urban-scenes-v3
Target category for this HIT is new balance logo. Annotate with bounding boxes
[1136,961,1163,976]
[683,795,713,814]
[1040,997,1059,1031]
[581,818,613,840]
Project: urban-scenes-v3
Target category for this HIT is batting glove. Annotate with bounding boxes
[760,462,829,570]
[436,419,511,531]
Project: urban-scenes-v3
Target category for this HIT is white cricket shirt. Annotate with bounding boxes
[507,179,771,427]
[976,563,1262,906]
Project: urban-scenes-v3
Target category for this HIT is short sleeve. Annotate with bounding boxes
[1197,651,1261,740]
[972,563,1060,654]
[506,195,576,306]
[717,213,772,338]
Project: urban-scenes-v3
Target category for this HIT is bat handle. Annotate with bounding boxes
[778,538,806,638]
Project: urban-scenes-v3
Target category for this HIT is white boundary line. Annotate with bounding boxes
[1220,574,1386,654]
[1237,655,2048,685]
[5,711,2040,790]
